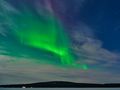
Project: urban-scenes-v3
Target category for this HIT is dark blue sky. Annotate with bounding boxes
[51,0,120,52]
[79,0,120,52]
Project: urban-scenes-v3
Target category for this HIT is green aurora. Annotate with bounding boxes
[1,4,88,70]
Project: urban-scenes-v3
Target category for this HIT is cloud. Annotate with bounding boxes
[0,0,19,13]
[70,22,120,68]
[0,54,120,84]
[68,22,120,83]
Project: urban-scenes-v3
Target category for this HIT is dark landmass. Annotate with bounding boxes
[0,81,120,88]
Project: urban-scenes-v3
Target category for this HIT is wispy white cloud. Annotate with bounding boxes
[1,31,120,85]
[0,54,120,84]
[70,23,120,68]
[0,0,19,14]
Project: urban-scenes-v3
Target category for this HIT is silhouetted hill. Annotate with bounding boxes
[0,81,120,88]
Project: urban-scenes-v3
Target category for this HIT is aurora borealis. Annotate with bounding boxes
[11,6,76,66]
[0,0,88,69]
[0,0,120,84]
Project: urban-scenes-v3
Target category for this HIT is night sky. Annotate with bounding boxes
[80,0,120,52]
[0,0,120,84]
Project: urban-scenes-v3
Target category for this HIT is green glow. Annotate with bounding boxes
[7,7,88,69]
